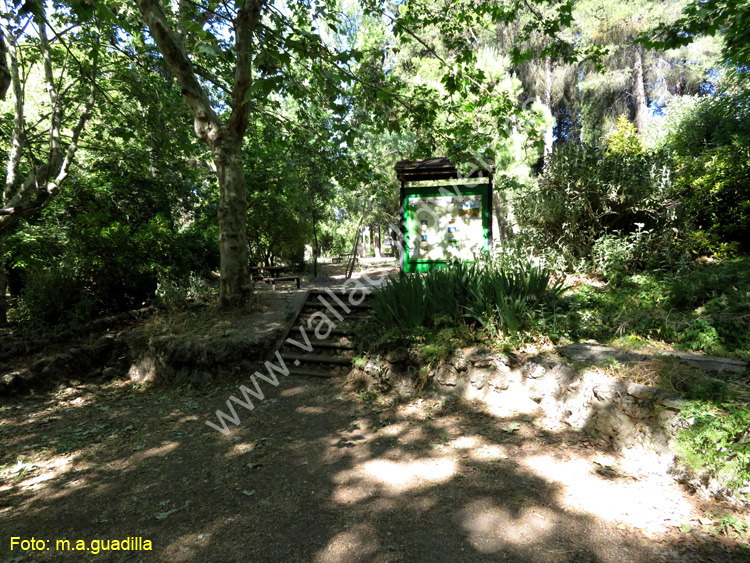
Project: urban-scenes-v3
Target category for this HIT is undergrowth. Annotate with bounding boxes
[369,257,567,339]
[564,257,750,359]
[673,401,750,500]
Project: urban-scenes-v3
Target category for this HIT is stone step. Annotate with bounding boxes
[287,369,340,378]
[302,301,372,311]
[281,353,352,366]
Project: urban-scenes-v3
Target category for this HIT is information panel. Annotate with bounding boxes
[403,185,491,273]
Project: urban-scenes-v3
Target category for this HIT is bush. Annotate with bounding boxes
[673,401,750,495]
[370,257,565,336]
[11,264,96,326]
[514,142,678,273]
[673,143,750,256]
[658,91,750,256]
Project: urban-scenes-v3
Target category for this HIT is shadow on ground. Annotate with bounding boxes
[1,371,748,562]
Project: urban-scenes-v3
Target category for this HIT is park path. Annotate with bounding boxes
[2,370,748,562]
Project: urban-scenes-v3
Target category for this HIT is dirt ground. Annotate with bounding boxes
[1,258,749,562]
[2,371,749,562]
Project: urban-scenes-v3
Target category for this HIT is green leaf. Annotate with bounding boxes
[502,422,521,433]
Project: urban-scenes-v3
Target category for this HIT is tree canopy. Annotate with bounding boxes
[1,0,748,325]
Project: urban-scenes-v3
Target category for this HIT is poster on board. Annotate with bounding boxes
[406,194,486,263]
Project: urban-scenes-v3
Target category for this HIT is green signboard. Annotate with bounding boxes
[403,184,491,273]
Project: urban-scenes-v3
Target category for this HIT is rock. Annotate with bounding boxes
[436,364,459,386]
[453,349,469,372]
[626,382,663,401]
[407,348,423,365]
[656,351,748,374]
[488,371,511,392]
[470,368,491,389]
[660,397,688,410]
[619,398,653,420]
[385,349,409,364]
[102,367,121,379]
[592,384,616,402]
[559,343,748,375]
[549,363,576,384]
[521,359,550,380]
[0,369,29,393]
[465,347,493,367]
[364,362,380,377]
[560,343,647,363]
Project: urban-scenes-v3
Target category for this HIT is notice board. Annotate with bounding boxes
[403,184,491,273]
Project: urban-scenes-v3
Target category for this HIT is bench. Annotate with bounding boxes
[260,276,301,290]
[331,255,343,263]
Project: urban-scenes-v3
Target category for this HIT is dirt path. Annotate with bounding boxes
[2,371,749,562]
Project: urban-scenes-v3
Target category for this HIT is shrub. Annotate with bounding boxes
[370,257,565,336]
[673,401,750,495]
[514,143,678,273]
[11,263,96,326]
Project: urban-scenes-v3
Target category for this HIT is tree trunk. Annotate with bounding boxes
[374,224,381,258]
[390,228,402,262]
[0,28,10,100]
[0,237,7,325]
[633,45,648,133]
[312,203,319,278]
[543,54,553,163]
[212,135,250,306]
[494,191,507,241]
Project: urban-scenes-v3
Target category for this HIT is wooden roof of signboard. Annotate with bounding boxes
[395,157,494,183]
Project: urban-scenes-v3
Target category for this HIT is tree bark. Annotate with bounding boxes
[543,54,553,163]
[390,228,402,262]
[633,45,648,133]
[0,27,10,100]
[0,237,7,325]
[374,224,381,258]
[135,0,262,307]
[312,206,319,278]
[212,135,251,304]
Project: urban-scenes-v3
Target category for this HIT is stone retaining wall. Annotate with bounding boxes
[352,346,749,505]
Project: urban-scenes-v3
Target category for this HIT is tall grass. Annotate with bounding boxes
[371,258,565,335]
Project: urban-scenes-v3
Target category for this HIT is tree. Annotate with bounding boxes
[640,0,750,70]
[0,4,99,323]
[133,0,261,307]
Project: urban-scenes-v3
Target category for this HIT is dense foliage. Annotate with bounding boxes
[370,257,566,336]
[1,0,749,332]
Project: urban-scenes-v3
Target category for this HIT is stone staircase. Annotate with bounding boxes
[280,288,373,378]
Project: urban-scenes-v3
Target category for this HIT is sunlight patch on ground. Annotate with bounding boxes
[378,421,409,436]
[0,455,73,493]
[468,389,540,418]
[132,442,180,461]
[461,499,557,552]
[332,457,457,503]
[280,385,309,397]
[315,523,380,563]
[519,454,697,534]
[449,435,479,449]
[362,458,457,492]
[296,406,327,414]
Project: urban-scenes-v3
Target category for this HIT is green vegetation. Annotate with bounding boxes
[673,401,750,500]
[370,257,565,335]
[563,258,750,359]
